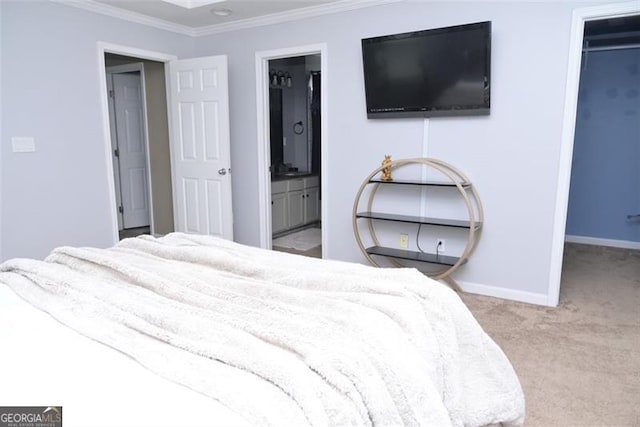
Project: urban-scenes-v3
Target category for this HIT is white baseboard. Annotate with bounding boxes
[565,235,640,250]
[457,280,552,306]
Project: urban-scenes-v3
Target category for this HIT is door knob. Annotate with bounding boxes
[218,168,227,175]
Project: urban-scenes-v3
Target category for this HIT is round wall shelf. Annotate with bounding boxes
[352,157,483,290]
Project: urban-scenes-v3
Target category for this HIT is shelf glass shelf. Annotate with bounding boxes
[356,211,481,229]
[365,246,464,266]
[369,178,471,188]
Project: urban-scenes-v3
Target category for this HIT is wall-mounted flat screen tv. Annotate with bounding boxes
[362,21,491,118]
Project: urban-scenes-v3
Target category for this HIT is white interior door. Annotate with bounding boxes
[107,76,124,231]
[112,72,151,229]
[169,55,233,239]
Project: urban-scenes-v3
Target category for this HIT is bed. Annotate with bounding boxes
[0,233,525,426]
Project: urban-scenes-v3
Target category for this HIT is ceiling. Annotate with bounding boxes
[63,0,390,36]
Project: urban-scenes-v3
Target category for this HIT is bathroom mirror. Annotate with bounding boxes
[268,55,321,177]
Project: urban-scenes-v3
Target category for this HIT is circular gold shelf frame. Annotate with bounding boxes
[352,158,484,291]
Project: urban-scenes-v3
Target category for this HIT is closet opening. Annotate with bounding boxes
[559,14,639,303]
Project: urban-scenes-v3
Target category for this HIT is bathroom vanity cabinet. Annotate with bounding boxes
[272,175,319,235]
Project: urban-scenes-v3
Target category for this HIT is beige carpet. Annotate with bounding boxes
[461,243,640,426]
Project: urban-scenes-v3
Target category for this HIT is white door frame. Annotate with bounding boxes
[255,44,328,257]
[97,42,177,246]
[106,63,152,232]
[548,1,639,306]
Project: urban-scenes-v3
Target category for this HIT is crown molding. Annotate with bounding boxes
[191,0,403,37]
[50,0,196,36]
[51,0,402,38]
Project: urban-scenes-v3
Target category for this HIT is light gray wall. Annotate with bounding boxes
[0,0,193,260]
[192,0,614,299]
[0,0,620,301]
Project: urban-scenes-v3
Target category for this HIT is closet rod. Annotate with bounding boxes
[582,43,640,52]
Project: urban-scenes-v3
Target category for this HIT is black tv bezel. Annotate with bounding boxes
[361,21,492,119]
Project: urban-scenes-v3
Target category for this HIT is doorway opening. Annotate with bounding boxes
[255,44,328,258]
[105,63,151,239]
[549,3,639,306]
[100,44,234,245]
[562,15,640,304]
[268,55,322,258]
[565,16,640,248]
[100,48,176,242]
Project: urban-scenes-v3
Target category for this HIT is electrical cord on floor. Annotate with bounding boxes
[436,240,443,257]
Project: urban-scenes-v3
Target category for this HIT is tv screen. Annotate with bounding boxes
[362,21,491,118]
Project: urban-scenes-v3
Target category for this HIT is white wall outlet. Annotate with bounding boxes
[436,238,446,254]
[399,233,409,248]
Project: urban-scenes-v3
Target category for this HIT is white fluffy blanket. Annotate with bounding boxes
[0,233,524,426]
